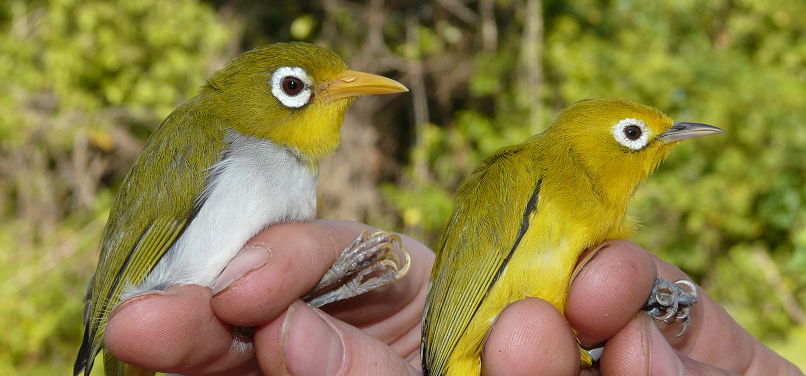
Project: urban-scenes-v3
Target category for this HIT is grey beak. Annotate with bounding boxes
[659,122,725,142]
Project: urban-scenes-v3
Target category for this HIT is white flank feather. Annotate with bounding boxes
[125,131,317,296]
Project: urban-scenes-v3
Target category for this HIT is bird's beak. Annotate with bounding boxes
[319,70,408,102]
[658,122,725,143]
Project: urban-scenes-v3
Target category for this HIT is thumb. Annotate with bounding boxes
[256,300,420,375]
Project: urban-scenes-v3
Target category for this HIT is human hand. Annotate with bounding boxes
[482,240,803,375]
[108,219,581,375]
[104,219,431,375]
[105,226,801,375]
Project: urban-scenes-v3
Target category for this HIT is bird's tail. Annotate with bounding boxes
[73,314,95,375]
[103,351,155,376]
[74,331,154,376]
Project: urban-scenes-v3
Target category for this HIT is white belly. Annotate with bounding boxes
[129,131,317,295]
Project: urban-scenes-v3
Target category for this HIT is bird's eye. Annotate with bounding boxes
[270,66,312,108]
[623,125,642,140]
[282,76,304,96]
[612,118,650,150]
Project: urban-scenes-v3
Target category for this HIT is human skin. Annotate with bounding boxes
[104,220,802,375]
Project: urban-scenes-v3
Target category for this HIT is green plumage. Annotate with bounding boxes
[74,42,408,376]
[77,98,225,374]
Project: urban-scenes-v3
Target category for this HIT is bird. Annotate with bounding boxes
[420,98,723,375]
[73,42,410,376]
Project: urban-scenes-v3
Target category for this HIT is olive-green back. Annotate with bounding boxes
[74,96,225,375]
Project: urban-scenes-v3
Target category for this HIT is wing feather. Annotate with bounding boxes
[422,145,541,375]
[75,104,225,376]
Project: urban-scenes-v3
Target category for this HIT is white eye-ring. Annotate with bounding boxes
[612,118,650,150]
[270,66,313,108]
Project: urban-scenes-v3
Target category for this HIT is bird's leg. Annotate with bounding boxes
[644,278,698,337]
[303,231,411,308]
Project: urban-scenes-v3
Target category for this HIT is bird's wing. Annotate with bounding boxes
[422,145,541,375]
[74,106,225,376]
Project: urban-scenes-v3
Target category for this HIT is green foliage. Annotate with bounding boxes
[378,0,806,366]
[0,0,229,373]
[1,0,804,373]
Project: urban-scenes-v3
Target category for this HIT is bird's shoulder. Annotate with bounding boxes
[431,141,544,262]
[110,101,226,220]
[97,99,228,274]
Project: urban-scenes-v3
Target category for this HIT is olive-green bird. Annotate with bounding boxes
[74,42,410,376]
[421,98,723,375]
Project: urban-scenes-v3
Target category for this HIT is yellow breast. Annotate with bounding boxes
[443,195,628,375]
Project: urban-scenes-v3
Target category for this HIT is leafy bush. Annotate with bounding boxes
[1,0,803,373]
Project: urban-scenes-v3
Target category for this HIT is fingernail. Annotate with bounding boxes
[583,242,610,266]
[649,317,684,376]
[212,244,271,295]
[282,301,344,376]
[571,243,611,283]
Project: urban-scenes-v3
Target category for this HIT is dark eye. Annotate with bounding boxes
[623,125,642,140]
[282,76,304,96]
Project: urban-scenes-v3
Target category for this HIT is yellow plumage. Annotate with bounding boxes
[421,98,723,375]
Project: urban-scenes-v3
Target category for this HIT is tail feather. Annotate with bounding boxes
[104,351,155,376]
[73,320,95,375]
[103,351,122,376]
[75,278,99,375]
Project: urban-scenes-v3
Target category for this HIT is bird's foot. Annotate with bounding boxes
[643,278,698,337]
[303,230,411,307]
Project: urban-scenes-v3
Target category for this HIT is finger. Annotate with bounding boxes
[211,220,429,329]
[601,313,740,376]
[652,258,802,375]
[105,285,257,375]
[568,240,802,375]
[321,232,433,354]
[338,271,427,364]
[566,239,657,347]
[483,298,579,376]
[254,300,420,376]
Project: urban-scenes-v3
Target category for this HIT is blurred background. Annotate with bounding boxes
[1,0,804,373]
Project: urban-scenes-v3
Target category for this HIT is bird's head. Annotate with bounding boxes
[546,98,723,202]
[206,42,407,160]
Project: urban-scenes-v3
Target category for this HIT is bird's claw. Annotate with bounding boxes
[303,230,411,307]
[644,278,698,337]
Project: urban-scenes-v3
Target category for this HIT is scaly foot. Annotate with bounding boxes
[303,231,411,307]
[644,278,698,337]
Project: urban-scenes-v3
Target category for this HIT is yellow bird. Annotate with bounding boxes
[421,98,723,375]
